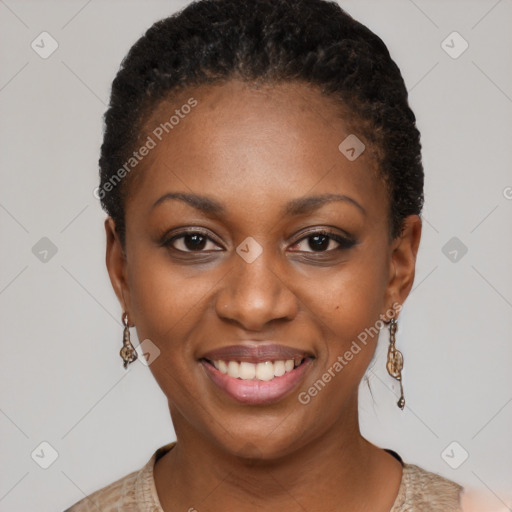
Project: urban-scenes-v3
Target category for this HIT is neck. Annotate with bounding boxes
[154,400,403,511]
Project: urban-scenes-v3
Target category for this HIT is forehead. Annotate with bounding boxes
[127,80,386,218]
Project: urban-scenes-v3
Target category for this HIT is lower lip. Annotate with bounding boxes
[200,358,313,405]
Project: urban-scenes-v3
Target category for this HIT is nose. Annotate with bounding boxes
[214,249,298,331]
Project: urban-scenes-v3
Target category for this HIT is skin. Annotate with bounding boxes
[105,80,422,511]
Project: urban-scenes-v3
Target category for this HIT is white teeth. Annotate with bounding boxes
[274,360,285,377]
[211,358,302,381]
[256,361,274,381]
[239,362,256,380]
[227,361,240,378]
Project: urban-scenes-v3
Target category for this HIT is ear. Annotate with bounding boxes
[105,217,131,320]
[384,215,422,316]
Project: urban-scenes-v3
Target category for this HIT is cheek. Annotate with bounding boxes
[126,252,213,403]
[294,272,386,420]
[310,252,388,327]
[304,250,389,375]
[126,247,216,347]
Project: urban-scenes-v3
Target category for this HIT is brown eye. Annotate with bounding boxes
[165,231,223,252]
[307,233,331,251]
[182,234,207,251]
[290,230,356,253]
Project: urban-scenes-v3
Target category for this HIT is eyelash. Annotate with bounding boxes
[161,228,356,254]
[162,228,222,253]
[290,230,356,252]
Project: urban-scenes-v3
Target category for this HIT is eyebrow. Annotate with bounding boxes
[283,193,366,217]
[152,192,225,215]
[152,192,366,217]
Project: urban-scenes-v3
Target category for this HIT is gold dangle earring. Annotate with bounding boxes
[120,312,138,369]
[386,318,405,410]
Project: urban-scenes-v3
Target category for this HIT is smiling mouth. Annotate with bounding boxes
[202,356,307,381]
[199,355,314,405]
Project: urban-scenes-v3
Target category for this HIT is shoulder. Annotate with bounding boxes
[63,443,175,512]
[391,462,464,512]
[63,468,140,512]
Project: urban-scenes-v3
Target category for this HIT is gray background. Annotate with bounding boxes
[1,0,511,510]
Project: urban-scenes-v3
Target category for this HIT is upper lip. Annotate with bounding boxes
[200,343,314,364]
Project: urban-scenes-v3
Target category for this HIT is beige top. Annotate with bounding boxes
[64,443,463,511]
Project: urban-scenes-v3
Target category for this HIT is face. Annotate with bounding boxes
[106,80,421,459]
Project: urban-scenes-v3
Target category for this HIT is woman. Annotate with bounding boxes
[65,0,465,509]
